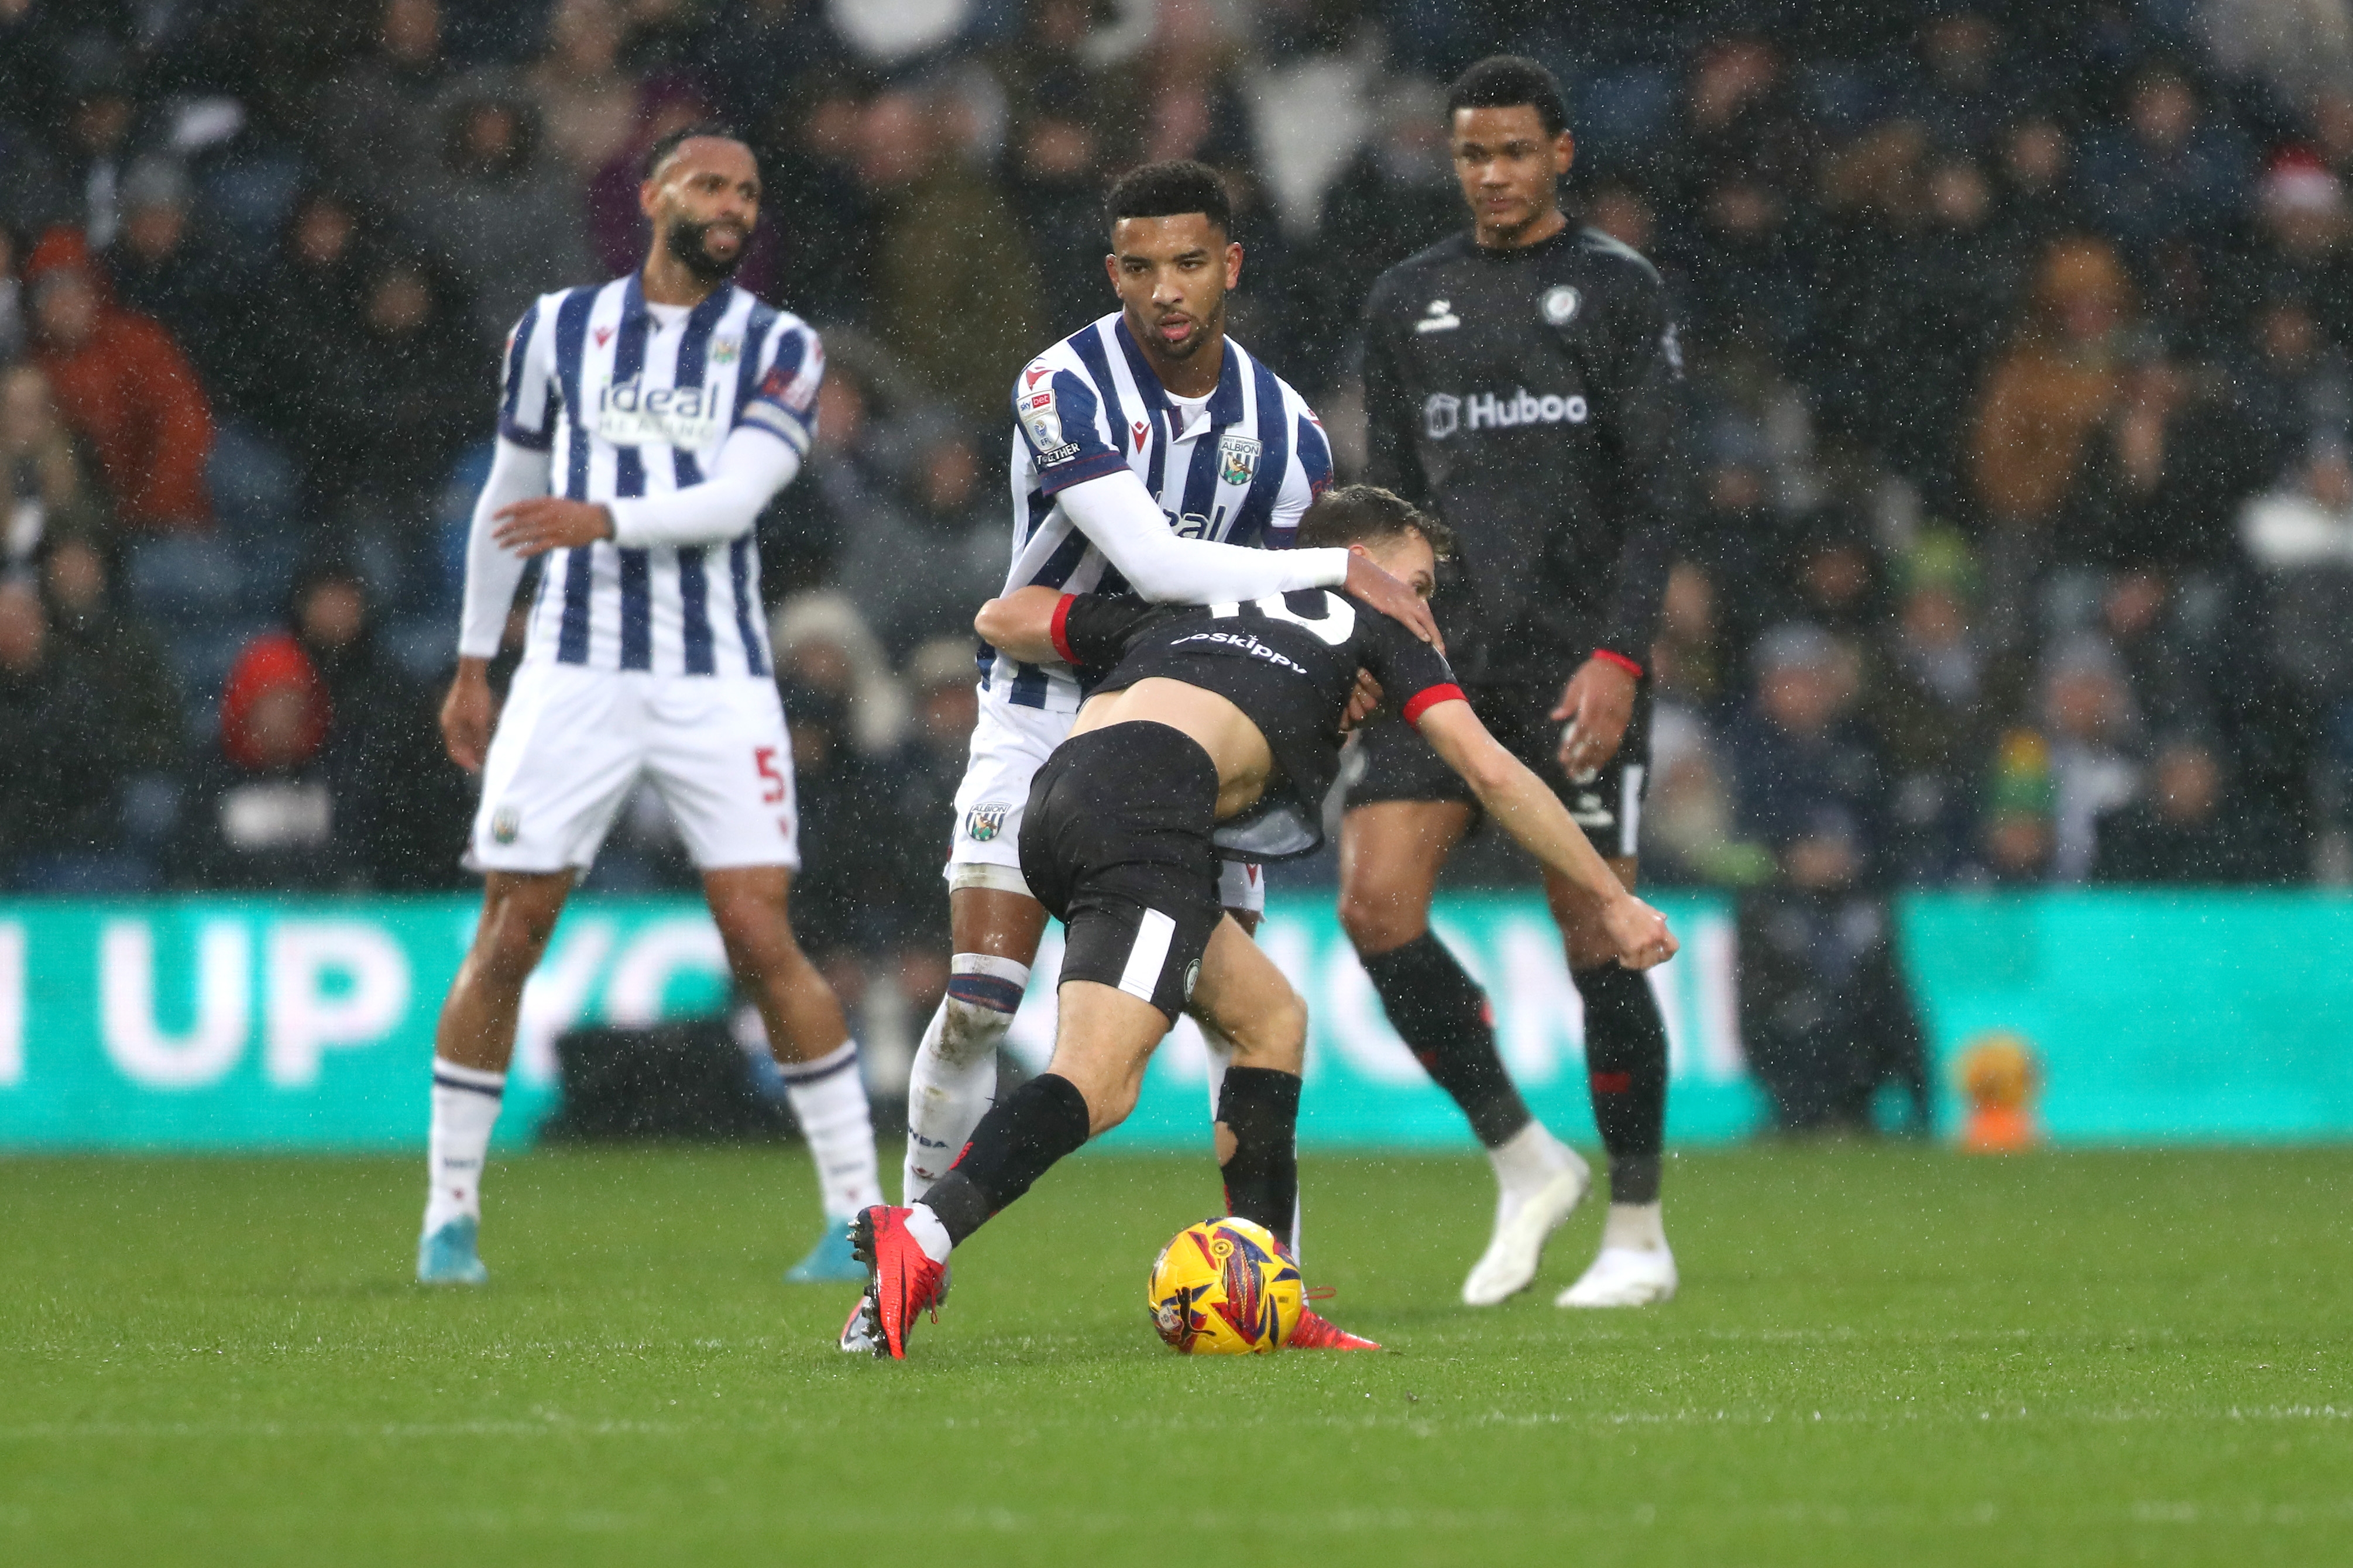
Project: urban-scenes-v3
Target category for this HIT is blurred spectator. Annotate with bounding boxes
[836,423,1004,659]
[1980,727,2059,881]
[2233,154,2353,344]
[24,229,215,531]
[1314,77,1459,366]
[2093,735,2270,881]
[858,86,1042,424]
[286,553,469,888]
[99,159,241,400]
[2200,0,2353,115]
[2055,345,2262,569]
[172,629,352,890]
[38,522,183,775]
[2231,290,2351,482]
[1006,98,1117,336]
[1896,6,2019,156]
[528,0,643,180]
[870,637,980,995]
[2039,634,2145,881]
[47,36,142,250]
[227,188,376,465]
[1987,110,2086,260]
[1971,236,2135,531]
[775,678,885,999]
[0,576,124,887]
[2079,62,2252,265]
[410,78,595,345]
[2,363,109,568]
[1727,623,1888,891]
[1840,150,2022,501]
[774,590,908,756]
[309,255,479,523]
[306,0,455,201]
[1727,629,1926,1136]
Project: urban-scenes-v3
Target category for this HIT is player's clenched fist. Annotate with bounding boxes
[1599,893,1677,971]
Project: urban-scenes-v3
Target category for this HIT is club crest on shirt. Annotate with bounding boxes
[1218,434,1260,486]
[710,336,740,365]
[964,800,1013,843]
[1543,285,1582,326]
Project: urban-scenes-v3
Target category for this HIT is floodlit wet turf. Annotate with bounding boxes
[4,1144,2347,1565]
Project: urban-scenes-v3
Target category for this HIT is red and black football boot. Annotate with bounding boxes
[849,1206,948,1360]
[1289,1291,1382,1351]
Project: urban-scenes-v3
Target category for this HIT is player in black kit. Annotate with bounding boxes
[1343,56,1689,1309]
[846,486,1677,1359]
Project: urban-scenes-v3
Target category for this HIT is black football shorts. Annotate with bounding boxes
[1018,720,1227,1023]
[1345,669,1654,858]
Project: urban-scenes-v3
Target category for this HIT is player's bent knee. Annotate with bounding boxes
[1226,986,1308,1075]
[1338,888,1424,955]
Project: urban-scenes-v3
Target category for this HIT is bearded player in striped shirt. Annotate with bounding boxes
[415,125,882,1287]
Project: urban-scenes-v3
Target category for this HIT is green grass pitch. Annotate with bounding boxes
[4,1144,2348,1565]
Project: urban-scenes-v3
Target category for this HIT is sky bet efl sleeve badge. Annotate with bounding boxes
[1217,434,1260,486]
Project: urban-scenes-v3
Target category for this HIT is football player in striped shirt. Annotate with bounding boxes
[416,125,882,1287]
[889,162,1438,1329]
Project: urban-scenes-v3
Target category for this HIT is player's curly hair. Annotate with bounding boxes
[1295,484,1456,561]
[1105,159,1232,237]
[1446,55,1569,138]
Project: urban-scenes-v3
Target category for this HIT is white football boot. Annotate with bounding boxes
[1555,1242,1678,1308]
[1460,1147,1591,1306]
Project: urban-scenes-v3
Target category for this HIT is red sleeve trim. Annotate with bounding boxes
[1593,648,1645,679]
[1401,684,1468,725]
[1049,594,1080,665]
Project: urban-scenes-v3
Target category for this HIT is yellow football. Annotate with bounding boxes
[1146,1216,1303,1354]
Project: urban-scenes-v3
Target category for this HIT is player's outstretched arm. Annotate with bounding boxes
[1057,471,1442,647]
[1415,698,1676,969]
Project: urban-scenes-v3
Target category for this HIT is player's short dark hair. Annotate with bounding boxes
[1105,159,1232,238]
[1445,54,1570,138]
[1296,484,1456,561]
[643,121,748,181]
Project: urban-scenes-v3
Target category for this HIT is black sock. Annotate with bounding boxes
[1574,962,1668,1205]
[918,1072,1090,1246]
[1361,930,1532,1148]
[1216,1066,1301,1244]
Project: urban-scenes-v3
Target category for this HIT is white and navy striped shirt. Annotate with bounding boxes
[988,312,1332,711]
[499,274,821,678]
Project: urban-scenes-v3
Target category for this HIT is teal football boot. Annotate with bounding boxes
[784,1222,866,1284]
[417,1216,489,1285]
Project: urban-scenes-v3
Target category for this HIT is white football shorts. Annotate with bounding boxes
[469,661,799,874]
[944,689,1265,913]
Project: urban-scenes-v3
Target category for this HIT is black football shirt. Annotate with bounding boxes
[1361,223,1687,682]
[1053,589,1462,857]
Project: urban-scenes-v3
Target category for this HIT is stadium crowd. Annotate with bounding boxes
[4,2,2352,1090]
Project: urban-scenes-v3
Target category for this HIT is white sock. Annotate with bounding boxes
[1489,1120,1575,1198]
[1200,1017,1303,1258]
[424,1058,504,1234]
[903,956,1027,1202]
[1601,1201,1668,1253]
[779,1040,885,1221]
[904,1202,954,1264]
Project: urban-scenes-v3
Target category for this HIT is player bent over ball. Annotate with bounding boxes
[850,486,1677,1359]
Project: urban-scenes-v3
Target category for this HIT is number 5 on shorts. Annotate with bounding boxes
[755,746,786,804]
